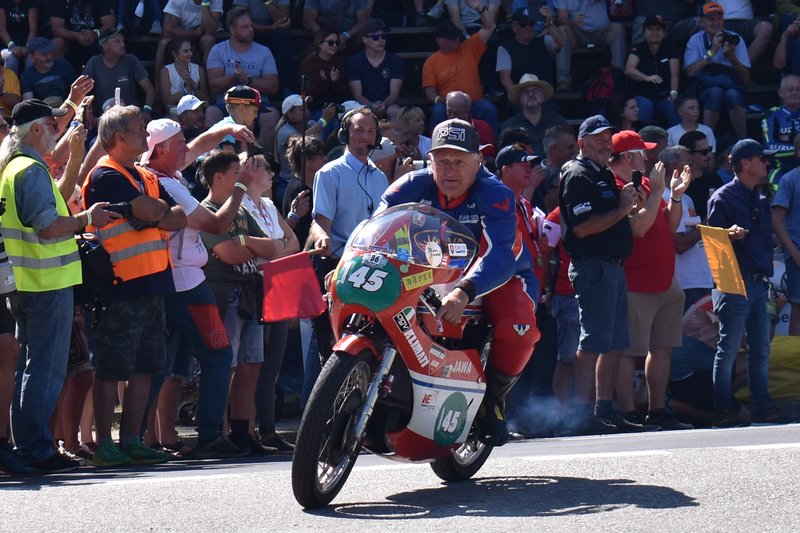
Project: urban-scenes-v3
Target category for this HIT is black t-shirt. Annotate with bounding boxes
[0,0,37,44]
[83,165,177,299]
[282,178,312,249]
[46,0,113,30]
[627,40,678,99]
[559,157,633,259]
[686,171,724,222]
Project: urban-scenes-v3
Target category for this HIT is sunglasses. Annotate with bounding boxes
[367,33,388,41]
[323,39,340,46]
[691,148,712,155]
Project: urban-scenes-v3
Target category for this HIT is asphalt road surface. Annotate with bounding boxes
[3,424,800,532]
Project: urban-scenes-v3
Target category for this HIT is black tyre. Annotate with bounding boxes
[430,437,493,482]
[292,350,373,508]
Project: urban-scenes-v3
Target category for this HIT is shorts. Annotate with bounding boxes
[551,294,579,363]
[625,279,685,356]
[225,287,264,368]
[93,295,167,381]
[667,369,713,413]
[784,253,800,304]
[569,258,629,354]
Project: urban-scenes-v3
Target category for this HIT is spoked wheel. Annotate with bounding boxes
[430,433,493,482]
[292,350,373,508]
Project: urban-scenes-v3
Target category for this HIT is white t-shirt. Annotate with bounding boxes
[157,173,209,292]
[667,123,717,153]
[663,189,713,290]
[242,194,284,266]
[164,0,223,31]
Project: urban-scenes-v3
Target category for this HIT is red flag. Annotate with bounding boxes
[261,252,326,322]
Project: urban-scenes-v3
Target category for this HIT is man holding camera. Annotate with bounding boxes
[684,2,750,139]
[608,130,691,432]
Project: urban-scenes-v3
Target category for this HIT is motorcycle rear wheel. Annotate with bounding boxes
[430,437,493,482]
[292,350,373,508]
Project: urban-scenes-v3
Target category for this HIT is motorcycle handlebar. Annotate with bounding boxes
[421,287,442,312]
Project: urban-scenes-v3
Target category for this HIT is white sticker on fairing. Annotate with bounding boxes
[405,369,485,444]
[425,240,443,267]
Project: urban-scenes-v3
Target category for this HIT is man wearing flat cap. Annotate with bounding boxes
[0,99,117,473]
[707,139,786,427]
[379,119,541,446]
[501,73,566,156]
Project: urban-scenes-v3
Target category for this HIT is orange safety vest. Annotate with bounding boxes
[81,156,170,282]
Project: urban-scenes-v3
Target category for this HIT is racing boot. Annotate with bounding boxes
[475,368,520,446]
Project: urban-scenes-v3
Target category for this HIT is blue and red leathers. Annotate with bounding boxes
[762,105,800,192]
[379,165,540,376]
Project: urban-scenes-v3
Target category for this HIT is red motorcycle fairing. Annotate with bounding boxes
[331,334,381,360]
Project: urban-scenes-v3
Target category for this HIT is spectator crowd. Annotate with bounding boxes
[2,0,800,476]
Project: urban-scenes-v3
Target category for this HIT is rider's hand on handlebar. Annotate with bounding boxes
[436,287,470,325]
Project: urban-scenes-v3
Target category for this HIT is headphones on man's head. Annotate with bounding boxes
[337,108,381,147]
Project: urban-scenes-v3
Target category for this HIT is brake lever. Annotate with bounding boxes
[421,288,444,333]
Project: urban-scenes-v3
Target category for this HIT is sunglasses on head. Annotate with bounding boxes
[367,33,388,41]
[691,148,712,155]
[323,39,340,46]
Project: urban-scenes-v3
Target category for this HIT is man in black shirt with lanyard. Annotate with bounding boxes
[559,115,641,434]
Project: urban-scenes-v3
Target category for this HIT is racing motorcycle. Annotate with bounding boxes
[292,204,495,509]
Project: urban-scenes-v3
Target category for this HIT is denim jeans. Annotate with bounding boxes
[163,282,233,444]
[10,288,73,463]
[712,278,773,414]
[635,95,681,127]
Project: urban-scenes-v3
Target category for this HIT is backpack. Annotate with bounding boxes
[73,234,116,307]
[608,0,635,21]
[584,66,624,115]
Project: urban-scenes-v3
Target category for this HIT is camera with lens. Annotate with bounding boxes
[722,31,740,46]
[328,103,345,113]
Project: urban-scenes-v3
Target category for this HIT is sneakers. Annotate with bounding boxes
[260,434,295,454]
[121,439,172,465]
[0,442,39,476]
[32,452,80,474]
[476,402,510,446]
[751,408,794,425]
[645,409,693,431]
[157,439,194,459]
[149,20,162,35]
[92,439,133,467]
[556,81,572,92]
[194,435,250,459]
[73,442,95,462]
[577,414,619,436]
[58,446,91,467]
[610,412,660,433]
[230,433,278,455]
[712,408,750,429]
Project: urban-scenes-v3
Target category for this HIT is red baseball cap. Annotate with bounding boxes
[702,2,724,16]
[611,130,658,154]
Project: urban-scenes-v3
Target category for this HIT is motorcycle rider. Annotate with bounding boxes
[377,118,541,445]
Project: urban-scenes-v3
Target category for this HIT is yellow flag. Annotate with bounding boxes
[698,224,747,297]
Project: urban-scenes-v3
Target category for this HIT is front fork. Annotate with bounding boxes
[347,344,397,454]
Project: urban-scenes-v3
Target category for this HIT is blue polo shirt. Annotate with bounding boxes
[313,149,388,258]
[707,177,773,276]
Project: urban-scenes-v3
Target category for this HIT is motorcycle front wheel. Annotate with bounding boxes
[430,437,493,482]
[292,350,373,508]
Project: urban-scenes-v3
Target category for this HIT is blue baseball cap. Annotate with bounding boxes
[27,37,54,54]
[578,115,619,139]
[496,144,542,168]
[729,139,776,166]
